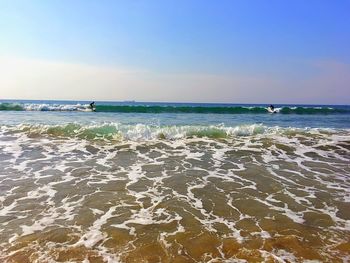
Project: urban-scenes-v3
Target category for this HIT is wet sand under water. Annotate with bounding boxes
[0,130,350,262]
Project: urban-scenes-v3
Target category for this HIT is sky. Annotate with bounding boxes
[0,0,349,104]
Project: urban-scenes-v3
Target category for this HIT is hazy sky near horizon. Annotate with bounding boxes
[1,0,349,104]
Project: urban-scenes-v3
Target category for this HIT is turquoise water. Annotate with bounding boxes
[1,100,349,130]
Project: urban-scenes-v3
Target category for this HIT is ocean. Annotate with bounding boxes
[0,100,349,262]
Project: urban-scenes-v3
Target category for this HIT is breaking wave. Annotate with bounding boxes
[0,123,343,141]
[0,102,348,114]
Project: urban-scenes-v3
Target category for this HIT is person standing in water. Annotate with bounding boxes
[89,102,95,111]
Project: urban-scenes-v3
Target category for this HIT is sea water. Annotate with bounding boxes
[0,100,349,262]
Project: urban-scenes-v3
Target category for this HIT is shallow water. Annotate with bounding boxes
[0,101,350,262]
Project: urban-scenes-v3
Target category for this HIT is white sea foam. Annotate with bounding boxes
[2,122,349,143]
[23,103,91,112]
[0,124,349,262]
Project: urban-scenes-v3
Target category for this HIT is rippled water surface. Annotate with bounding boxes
[0,101,350,262]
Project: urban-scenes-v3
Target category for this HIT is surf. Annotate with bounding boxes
[0,102,348,114]
[1,122,346,141]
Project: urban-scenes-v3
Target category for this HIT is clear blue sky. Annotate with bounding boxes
[1,0,349,104]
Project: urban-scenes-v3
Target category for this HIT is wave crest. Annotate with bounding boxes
[1,123,341,141]
[0,102,348,114]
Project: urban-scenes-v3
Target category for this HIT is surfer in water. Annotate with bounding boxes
[89,102,96,111]
[267,104,276,113]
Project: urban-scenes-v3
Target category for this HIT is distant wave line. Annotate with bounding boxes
[0,102,348,114]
